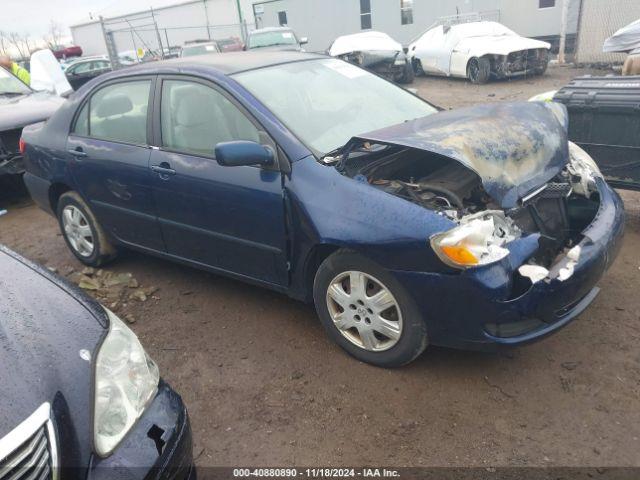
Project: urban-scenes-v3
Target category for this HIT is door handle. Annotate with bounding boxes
[151,163,176,178]
[68,148,87,158]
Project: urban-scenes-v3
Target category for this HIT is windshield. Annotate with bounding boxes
[249,30,297,48]
[0,67,31,95]
[181,44,219,57]
[234,58,437,154]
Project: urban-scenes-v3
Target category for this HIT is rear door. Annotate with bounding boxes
[67,76,165,251]
[148,76,288,285]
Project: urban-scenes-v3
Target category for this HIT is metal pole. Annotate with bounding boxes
[150,7,165,58]
[203,0,212,39]
[236,0,243,24]
[164,29,170,52]
[558,0,570,64]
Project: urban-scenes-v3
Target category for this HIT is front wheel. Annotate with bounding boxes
[398,62,415,84]
[467,57,491,84]
[57,191,117,267]
[313,250,428,367]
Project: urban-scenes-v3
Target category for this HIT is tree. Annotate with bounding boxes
[43,20,63,50]
[0,31,9,56]
[7,32,32,60]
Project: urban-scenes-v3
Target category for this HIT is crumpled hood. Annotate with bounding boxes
[0,91,65,131]
[0,246,105,452]
[455,35,550,56]
[329,31,403,56]
[350,101,569,208]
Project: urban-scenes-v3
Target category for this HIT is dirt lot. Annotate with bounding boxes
[1,65,640,467]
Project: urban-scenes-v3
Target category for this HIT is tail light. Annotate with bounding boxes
[18,137,26,155]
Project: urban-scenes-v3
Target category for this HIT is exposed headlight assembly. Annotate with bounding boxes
[430,211,520,269]
[567,141,602,196]
[94,308,159,456]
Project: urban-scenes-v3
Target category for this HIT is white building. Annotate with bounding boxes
[254,0,581,53]
[70,0,257,57]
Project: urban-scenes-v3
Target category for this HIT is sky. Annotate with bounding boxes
[2,0,186,42]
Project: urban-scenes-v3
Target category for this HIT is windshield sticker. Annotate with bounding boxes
[282,32,293,38]
[325,59,367,79]
[205,45,215,51]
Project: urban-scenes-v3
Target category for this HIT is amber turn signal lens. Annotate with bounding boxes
[440,245,478,266]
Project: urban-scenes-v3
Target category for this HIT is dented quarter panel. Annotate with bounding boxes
[351,102,569,208]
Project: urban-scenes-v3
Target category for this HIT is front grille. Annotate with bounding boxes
[0,404,57,480]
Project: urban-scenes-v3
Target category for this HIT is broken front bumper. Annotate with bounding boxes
[392,177,625,351]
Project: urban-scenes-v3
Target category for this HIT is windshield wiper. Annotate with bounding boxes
[0,91,28,97]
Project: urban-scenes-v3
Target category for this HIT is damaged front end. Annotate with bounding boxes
[327,102,624,343]
[339,50,410,82]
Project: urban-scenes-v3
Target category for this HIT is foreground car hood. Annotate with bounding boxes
[0,246,105,456]
[0,92,65,131]
[350,102,569,208]
[456,35,550,56]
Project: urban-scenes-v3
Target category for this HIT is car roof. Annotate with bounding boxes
[250,27,293,34]
[115,51,326,76]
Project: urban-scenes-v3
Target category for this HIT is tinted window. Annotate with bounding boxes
[400,0,413,25]
[79,81,150,145]
[539,0,555,7]
[71,62,92,74]
[161,80,260,157]
[360,0,372,29]
[278,11,287,26]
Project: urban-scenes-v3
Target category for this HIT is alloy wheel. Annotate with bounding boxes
[325,271,403,352]
[62,205,95,258]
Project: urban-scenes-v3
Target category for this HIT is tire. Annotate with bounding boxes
[467,57,491,84]
[313,249,428,367]
[412,58,425,77]
[57,191,117,267]
[398,62,415,84]
[534,51,549,75]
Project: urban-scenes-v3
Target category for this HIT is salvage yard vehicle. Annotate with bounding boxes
[21,52,624,367]
[180,41,222,58]
[246,27,307,51]
[65,57,112,90]
[408,21,551,84]
[0,62,65,176]
[328,31,414,84]
[0,245,195,477]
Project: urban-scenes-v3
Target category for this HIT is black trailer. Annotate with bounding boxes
[554,75,640,191]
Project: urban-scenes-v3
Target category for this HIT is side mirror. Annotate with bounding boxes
[215,141,274,167]
[300,37,309,45]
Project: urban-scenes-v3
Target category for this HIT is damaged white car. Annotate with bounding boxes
[408,21,551,84]
[328,31,414,84]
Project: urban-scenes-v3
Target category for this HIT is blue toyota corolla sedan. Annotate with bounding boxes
[21,51,625,367]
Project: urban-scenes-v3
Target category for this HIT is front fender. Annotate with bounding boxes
[286,156,456,298]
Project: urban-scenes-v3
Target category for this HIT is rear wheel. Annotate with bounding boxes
[313,250,428,367]
[57,191,117,267]
[468,57,491,84]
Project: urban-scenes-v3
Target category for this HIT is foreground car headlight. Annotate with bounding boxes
[430,212,519,269]
[94,308,159,456]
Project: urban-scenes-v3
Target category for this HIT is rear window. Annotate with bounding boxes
[72,80,150,145]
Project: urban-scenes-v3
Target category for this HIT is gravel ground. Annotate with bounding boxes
[1,64,639,468]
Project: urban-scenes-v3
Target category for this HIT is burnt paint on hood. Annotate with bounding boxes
[0,91,65,131]
[350,102,569,208]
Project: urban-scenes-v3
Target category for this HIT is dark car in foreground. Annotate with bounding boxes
[21,52,625,367]
[65,57,112,90]
[0,245,194,478]
[246,27,307,51]
[0,67,64,175]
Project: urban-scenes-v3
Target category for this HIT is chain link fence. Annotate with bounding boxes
[575,0,640,64]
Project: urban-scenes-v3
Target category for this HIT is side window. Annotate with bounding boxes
[73,62,92,74]
[160,80,260,157]
[74,102,89,136]
[81,81,151,145]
